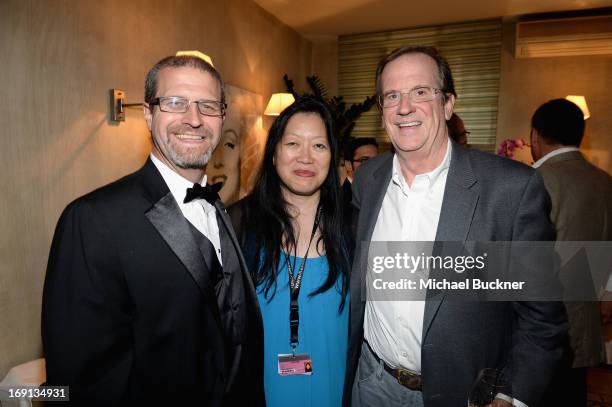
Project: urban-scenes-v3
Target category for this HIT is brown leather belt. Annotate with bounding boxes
[366,341,423,391]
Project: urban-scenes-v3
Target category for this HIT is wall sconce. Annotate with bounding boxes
[565,95,590,120]
[264,93,295,116]
[110,89,142,122]
[109,51,215,123]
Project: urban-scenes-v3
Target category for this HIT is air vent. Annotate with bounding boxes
[515,15,612,58]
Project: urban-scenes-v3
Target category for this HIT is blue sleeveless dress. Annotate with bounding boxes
[257,254,349,406]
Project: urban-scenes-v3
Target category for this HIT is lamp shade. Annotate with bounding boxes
[175,50,214,67]
[264,93,295,116]
[565,95,590,120]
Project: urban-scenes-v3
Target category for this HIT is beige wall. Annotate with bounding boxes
[310,36,339,96]
[0,0,311,378]
[497,18,612,174]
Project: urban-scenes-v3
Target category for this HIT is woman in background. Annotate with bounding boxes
[229,96,351,406]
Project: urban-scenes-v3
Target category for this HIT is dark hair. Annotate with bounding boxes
[345,137,379,161]
[531,98,585,147]
[447,113,467,144]
[375,46,457,105]
[144,55,225,104]
[246,96,349,310]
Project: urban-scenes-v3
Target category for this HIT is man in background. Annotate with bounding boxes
[446,112,469,145]
[531,98,611,406]
[342,137,379,226]
[42,55,263,405]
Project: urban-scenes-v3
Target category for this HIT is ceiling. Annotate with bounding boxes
[253,0,612,38]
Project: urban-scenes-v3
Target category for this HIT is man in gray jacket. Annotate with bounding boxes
[344,46,568,407]
[531,98,611,406]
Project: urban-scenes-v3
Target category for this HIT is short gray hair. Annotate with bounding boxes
[144,55,225,104]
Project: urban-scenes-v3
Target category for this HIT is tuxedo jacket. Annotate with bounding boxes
[42,159,264,406]
[537,151,611,367]
[343,142,568,407]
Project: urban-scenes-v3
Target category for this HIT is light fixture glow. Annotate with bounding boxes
[264,93,295,116]
[176,50,214,67]
[565,95,590,120]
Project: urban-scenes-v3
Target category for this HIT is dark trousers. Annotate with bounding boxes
[539,366,587,407]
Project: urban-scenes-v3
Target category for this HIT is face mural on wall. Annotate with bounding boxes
[206,85,263,205]
[208,128,241,203]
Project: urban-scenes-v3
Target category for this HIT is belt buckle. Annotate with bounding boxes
[395,368,421,391]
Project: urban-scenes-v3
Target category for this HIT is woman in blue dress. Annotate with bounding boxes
[229,96,351,406]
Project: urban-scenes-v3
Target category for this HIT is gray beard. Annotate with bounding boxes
[171,146,214,170]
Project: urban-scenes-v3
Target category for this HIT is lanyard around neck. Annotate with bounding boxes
[285,205,321,354]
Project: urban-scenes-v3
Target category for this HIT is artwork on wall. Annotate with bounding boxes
[207,85,264,205]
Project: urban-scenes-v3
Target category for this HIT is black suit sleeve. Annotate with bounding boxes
[509,171,568,405]
[42,199,132,405]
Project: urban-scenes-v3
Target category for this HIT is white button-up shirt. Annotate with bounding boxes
[364,141,451,373]
[150,154,222,264]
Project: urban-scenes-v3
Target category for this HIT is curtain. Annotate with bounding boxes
[338,19,502,152]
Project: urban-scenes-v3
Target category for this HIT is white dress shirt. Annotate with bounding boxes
[364,141,451,373]
[532,146,579,168]
[150,154,223,264]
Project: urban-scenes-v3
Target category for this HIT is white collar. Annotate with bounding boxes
[532,146,580,168]
[392,139,452,190]
[149,154,207,205]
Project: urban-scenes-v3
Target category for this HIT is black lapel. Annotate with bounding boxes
[215,199,261,325]
[359,153,394,246]
[215,199,261,311]
[422,144,479,341]
[215,201,238,275]
[140,159,215,299]
[146,193,216,298]
[350,154,394,342]
[214,199,263,390]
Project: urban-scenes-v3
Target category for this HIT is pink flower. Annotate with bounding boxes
[497,138,529,158]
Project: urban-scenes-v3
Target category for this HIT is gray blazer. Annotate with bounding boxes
[537,150,611,368]
[344,142,568,407]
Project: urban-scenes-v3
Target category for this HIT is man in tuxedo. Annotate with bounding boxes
[531,99,611,406]
[42,55,263,405]
[342,137,379,227]
[344,46,567,407]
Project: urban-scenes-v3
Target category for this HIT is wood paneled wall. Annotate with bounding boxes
[0,0,312,378]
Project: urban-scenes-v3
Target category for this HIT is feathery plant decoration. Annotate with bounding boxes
[283,74,376,158]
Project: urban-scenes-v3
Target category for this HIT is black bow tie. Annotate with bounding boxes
[184,182,223,205]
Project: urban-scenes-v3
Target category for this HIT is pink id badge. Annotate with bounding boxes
[277,353,313,376]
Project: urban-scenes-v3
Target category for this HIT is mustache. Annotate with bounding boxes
[168,124,213,137]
